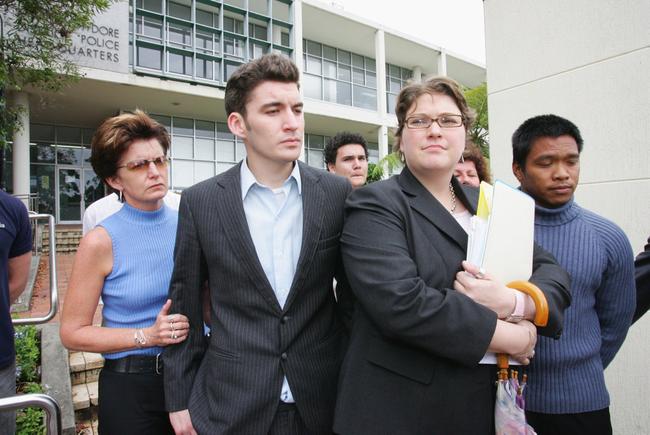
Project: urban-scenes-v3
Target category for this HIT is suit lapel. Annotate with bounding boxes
[283,162,324,311]
[398,167,472,251]
[216,163,283,314]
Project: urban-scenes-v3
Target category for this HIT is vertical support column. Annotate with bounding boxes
[437,50,447,76]
[11,91,30,208]
[375,29,386,116]
[412,66,422,83]
[377,125,389,163]
[291,0,305,162]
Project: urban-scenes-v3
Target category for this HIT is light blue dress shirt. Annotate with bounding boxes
[240,159,303,403]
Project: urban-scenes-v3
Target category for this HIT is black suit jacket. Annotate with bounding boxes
[163,161,352,435]
[633,236,650,323]
[333,167,571,435]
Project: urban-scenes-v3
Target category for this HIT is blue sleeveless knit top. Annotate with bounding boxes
[99,203,178,359]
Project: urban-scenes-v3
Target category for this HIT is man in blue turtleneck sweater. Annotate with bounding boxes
[511,114,635,435]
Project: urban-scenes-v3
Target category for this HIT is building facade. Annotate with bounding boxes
[484,0,649,432]
[3,0,484,223]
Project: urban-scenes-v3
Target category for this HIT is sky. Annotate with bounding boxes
[317,0,486,64]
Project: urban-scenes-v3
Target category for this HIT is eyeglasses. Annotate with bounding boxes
[117,156,170,172]
[405,114,464,129]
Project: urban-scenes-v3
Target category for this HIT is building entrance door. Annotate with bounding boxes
[57,167,82,223]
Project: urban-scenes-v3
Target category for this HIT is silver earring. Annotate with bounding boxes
[459,154,465,164]
[118,190,123,202]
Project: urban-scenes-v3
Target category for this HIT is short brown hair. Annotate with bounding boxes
[225,53,300,117]
[463,141,492,184]
[393,77,475,161]
[90,110,170,192]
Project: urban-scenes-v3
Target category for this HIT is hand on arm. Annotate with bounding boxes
[488,319,537,365]
[454,261,536,321]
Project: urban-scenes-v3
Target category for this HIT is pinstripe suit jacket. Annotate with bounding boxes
[163,161,352,435]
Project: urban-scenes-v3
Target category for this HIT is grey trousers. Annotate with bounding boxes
[0,361,16,435]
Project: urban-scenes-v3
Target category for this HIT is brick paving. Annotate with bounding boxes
[24,252,103,325]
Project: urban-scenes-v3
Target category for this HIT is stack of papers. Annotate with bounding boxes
[466,181,536,365]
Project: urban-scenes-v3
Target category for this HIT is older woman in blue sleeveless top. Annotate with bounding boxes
[60,111,188,435]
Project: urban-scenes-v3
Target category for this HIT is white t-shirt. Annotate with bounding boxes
[82,191,181,235]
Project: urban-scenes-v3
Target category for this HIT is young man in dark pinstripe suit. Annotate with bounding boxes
[164,54,353,435]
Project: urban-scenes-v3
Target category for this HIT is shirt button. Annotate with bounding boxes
[281,316,289,324]
[281,352,288,360]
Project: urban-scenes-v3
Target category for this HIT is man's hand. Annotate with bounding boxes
[170,409,197,435]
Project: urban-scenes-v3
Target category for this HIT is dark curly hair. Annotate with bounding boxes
[462,142,492,184]
[324,132,368,169]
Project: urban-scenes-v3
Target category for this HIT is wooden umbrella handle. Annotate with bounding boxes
[497,281,549,371]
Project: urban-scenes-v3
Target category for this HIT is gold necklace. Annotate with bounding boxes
[449,182,457,213]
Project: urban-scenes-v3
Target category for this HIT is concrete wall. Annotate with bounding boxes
[483,1,650,433]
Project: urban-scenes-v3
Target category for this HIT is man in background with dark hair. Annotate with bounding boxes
[0,191,32,435]
[324,132,369,189]
[511,114,635,435]
[164,53,352,435]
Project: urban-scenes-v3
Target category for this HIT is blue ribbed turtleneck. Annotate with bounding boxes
[99,203,178,359]
[526,198,635,413]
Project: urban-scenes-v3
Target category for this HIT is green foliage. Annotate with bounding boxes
[14,325,39,383]
[366,152,402,184]
[0,0,112,148]
[14,325,44,434]
[16,382,45,435]
[463,82,489,158]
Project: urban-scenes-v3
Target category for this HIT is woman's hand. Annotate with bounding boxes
[510,320,537,365]
[454,261,515,318]
[144,299,190,347]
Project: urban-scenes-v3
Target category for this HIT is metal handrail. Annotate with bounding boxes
[13,214,58,325]
[0,393,61,435]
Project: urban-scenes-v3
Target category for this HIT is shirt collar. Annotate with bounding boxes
[240,159,302,200]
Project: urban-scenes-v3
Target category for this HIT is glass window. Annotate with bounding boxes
[353,86,376,110]
[235,141,246,161]
[137,16,163,41]
[323,45,336,61]
[249,22,267,40]
[169,51,193,75]
[137,45,162,69]
[224,35,244,58]
[336,81,352,106]
[323,60,336,78]
[30,143,55,163]
[272,0,290,22]
[337,64,351,82]
[195,120,215,138]
[308,135,324,149]
[387,93,397,114]
[303,74,321,100]
[137,0,163,13]
[168,22,192,48]
[173,118,194,136]
[306,56,321,74]
[249,0,268,15]
[217,139,235,162]
[151,114,171,129]
[281,31,290,47]
[224,0,245,8]
[250,42,267,59]
[389,64,400,78]
[196,138,215,160]
[338,50,351,65]
[30,164,55,215]
[366,58,376,72]
[352,67,364,85]
[194,161,214,183]
[196,30,217,54]
[56,145,83,165]
[196,58,214,79]
[224,15,244,34]
[224,62,240,80]
[172,160,194,189]
[306,40,321,56]
[352,54,364,68]
[57,126,82,144]
[167,1,191,20]
[196,7,219,27]
[366,71,376,88]
[307,149,324,169]
[82,128,95,145]
[31,124,55,142]
[172,136,193,159]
